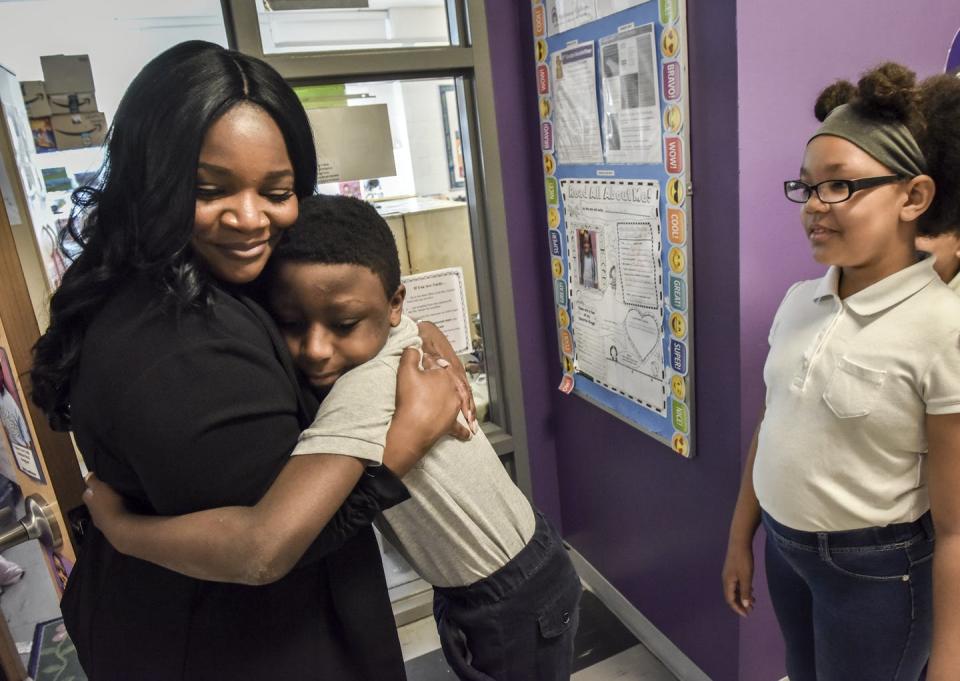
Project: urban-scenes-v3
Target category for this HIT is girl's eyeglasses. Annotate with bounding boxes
[783,175,903,204]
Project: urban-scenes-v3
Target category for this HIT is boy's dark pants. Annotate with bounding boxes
[432,512,582,681]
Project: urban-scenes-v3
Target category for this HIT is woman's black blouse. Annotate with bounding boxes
[62,277,409,681]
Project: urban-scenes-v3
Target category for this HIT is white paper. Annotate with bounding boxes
[307,104,396,183]
[595,0,653,17]
[546,0,652,35]
[317,158,341,184]
[546,0,597,35]
[553,43,604,165]
[600,24,662,164]
[12,442,40,481]
[0,156,21,226]
[402,267,473,355]
[561,179,666,414]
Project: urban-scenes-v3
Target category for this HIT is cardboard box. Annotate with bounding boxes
[20,81,52,118]
[51,112,107,150]
[41,54,96,95]
[47,91,98,115]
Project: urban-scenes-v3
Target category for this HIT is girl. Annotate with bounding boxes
[30,41,469,680]
[580,230,597,289]
[722,64,960,681]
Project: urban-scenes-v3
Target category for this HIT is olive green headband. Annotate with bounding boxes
[809,103,928,177]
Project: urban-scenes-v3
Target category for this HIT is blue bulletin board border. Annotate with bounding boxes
[533,0,695,458]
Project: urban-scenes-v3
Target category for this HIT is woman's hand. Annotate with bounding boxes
[384,347,469,476]
[417,321,477,431]
[82,474,134,553]
[722,539,755,617]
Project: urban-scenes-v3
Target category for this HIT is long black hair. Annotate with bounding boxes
[31,41,317,430]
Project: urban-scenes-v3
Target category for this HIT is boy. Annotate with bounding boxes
[917,228,960,291]
[84,195,582,680]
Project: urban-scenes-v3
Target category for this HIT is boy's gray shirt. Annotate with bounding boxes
[292,316,536,587]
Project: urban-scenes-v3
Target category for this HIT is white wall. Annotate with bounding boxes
[400,79,455,197]
[0,0,227,179]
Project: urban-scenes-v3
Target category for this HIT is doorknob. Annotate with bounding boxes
[0,495,63,553]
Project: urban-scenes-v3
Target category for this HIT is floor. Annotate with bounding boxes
[0,503,62,667]
[399,587,680,681]
[0,520,683,681]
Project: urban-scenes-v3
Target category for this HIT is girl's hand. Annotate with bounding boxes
[417,320,477,431]
[82,474,134,552]
[722,539,756,617]
[385,347,469,476]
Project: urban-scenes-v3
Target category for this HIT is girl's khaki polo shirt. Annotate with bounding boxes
[754,258,960,532]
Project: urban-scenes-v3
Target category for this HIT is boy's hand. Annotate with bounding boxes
[417,321,478,432]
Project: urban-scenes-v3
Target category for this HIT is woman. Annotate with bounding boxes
[31,40,467,680]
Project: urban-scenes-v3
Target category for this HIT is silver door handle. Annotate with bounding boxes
[0,495,63,553]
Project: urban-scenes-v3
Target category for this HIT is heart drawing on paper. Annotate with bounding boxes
[624,309,661,362]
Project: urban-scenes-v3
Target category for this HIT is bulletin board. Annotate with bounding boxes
[532,0,695,457]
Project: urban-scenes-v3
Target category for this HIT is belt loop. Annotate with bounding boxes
[817,532,829,559]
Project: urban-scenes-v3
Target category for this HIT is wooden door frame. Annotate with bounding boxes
[0,123,85,557]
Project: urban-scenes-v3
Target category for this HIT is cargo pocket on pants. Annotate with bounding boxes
[435,610,497,681]
[537,579,582,640]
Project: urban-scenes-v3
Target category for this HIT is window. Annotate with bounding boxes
[224,0,530,616]
[255,0,453,54]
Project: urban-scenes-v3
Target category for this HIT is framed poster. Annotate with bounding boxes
[533,0,695,457]
[0,347,44,483]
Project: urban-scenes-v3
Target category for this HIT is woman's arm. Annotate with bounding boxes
[721,406,764,617]
[924,411,960,680]
[86,453,364,584]
[86,347,464,585]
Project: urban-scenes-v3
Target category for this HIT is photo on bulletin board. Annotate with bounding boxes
[532,0,694,457]
[0,348,45,483]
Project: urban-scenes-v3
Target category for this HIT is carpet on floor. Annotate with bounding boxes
[28,617,86,681]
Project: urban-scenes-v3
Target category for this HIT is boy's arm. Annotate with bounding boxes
[84,347,464,584]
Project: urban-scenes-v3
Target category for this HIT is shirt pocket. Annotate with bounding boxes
[822,357,887,419]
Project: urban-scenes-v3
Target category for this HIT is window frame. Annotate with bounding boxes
[221,0,534,497]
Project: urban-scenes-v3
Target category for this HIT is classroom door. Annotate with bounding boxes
[0,64,87,681]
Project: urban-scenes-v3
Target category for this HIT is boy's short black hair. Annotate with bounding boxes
[270,194,401,297]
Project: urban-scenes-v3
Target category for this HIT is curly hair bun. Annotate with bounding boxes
[814,80,856,122]
[916,73,960,236]
[855,62,919,123]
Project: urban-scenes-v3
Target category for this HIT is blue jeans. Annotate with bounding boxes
[762,510,934,681]
[432,512,582,681]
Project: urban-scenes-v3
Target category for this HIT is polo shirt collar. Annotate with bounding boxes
[950,271,960,294]
[812,258,938,315]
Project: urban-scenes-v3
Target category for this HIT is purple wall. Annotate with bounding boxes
[485,1,742,678]
[485,1,960,679]
[737,3,960,679]
[482,0,564,525]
